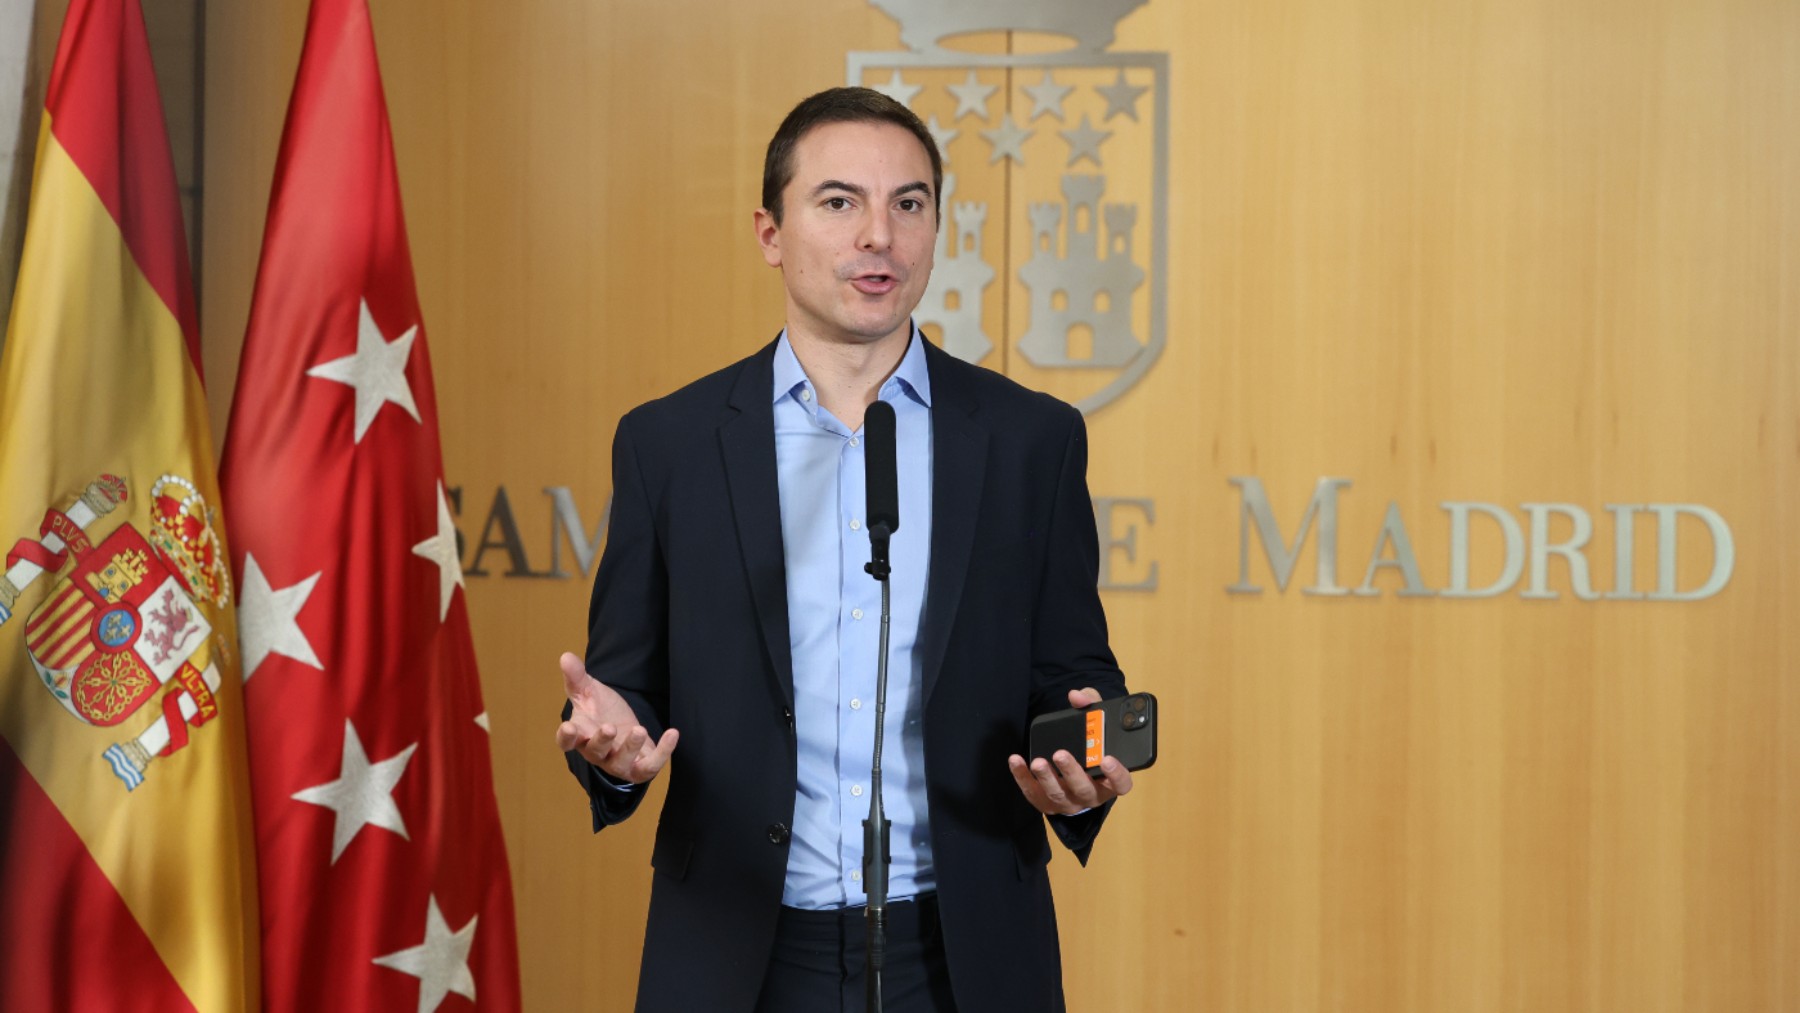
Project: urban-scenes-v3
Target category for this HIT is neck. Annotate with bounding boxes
[786,324,911,429]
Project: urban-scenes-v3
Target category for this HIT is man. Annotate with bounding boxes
[557,87,1136,1012]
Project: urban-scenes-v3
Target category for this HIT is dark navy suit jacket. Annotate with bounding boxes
[565,337,1128,1012]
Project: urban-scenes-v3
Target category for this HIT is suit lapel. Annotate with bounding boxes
[919,343,987,704]
[719,342,795,708]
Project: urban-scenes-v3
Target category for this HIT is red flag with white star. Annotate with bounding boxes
[218,0,520,1010]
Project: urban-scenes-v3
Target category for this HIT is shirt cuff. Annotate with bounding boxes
[594,766,642,792]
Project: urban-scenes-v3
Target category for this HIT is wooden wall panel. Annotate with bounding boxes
[202,1,1800,1009]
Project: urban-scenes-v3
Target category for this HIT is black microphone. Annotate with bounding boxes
[860,397,899,1012]
[863,399,899,581]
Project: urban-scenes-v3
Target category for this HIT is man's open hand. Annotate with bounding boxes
[1007,687,1134,816]
[554,652,678,784]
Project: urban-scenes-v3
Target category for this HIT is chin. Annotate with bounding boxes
[840,314,909,343]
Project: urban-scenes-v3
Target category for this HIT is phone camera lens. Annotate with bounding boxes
[1128,696,1147,713]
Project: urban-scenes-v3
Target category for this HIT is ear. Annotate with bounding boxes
[753,208,781,267]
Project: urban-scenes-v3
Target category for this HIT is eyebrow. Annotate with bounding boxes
[810,179,935,203]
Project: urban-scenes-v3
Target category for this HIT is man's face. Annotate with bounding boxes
[755,120,937,350]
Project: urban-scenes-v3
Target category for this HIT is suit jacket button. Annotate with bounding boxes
[767,823,789,844]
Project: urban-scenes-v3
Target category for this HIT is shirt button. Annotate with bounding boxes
[849,436,860,447]
[852,784,863,797]
[852,870,862,882]
[850,518,862,531]
[850,698,862,710]
[852,608,864,620]
[800,389,813,402]
[766,823,790,844]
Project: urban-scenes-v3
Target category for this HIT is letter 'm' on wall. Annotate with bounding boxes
[1227,477,1351,595]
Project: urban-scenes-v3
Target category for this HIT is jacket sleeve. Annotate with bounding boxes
[1030,407,1129,863]
[563,411,670,831]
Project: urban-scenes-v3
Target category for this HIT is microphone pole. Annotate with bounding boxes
[861,399,899,1013]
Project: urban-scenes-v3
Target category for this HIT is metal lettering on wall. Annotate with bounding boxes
[449,487,611,580]
[449,486,1160,592]
[849,0,1168,414]
[1227,477,1736,601]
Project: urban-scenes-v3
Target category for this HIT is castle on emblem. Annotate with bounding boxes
[1018,175,1146,369]
[915,176,997,362]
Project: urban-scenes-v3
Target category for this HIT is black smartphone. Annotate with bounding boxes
[1028,692,1158,775]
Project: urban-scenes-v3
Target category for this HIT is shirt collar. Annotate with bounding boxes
[771,325,934,409]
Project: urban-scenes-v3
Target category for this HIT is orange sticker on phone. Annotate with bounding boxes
[1084,709,1105,768]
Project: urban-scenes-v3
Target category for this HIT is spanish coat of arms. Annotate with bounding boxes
[1,473,233,790]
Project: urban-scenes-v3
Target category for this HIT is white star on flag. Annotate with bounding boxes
[372,895,479,1013]
[412,481,465,622]
[237,553,323,681]
[291,719,417,864]
[306,298,422,443]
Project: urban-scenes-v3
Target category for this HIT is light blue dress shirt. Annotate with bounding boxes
[772,329,935,910]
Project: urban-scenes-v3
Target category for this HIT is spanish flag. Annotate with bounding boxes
[0,1,259,1009]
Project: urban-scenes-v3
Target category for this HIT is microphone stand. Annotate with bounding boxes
[863,526,893,1013]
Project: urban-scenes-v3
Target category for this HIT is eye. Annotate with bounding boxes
[897,198,924,213]
[824,196,852,211]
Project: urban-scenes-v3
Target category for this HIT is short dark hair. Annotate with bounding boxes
[761,86,942,226]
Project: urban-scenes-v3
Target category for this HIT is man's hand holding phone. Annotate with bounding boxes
[1007,687,1135,816]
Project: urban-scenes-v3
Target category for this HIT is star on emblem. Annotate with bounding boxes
[412,481,465,623]
[1096,70,1149,123]
[291,719,418,864]
[924,115,958,165]
[946,70,996,122]
[868,69,921,108]
[238,553,323,681]
[305,299,421,443]
[1022,71,1074,122]
[1058,114,1112,168]
[980,114,1031,166]
[372,895,479,1013]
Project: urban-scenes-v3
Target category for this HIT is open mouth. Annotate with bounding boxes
[850,273,898,295]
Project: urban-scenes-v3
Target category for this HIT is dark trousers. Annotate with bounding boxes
[753,894,958,1013]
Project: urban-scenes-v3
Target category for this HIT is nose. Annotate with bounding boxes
[858,208,892,252]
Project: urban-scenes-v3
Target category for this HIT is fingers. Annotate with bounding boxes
[556,714,622,765]
[553,653,675,782]
[553,719,589,753]
[1048,750,1103,808]
[615,724,651,763]
[629,728,680,781]
[1008,751,1100,815]
[1008,754,1048,811]
[1067,686,1102,708]
[560,652,592,700]
[579,724,679,784]
[595,723,645,772]
[1097,756,1134,797]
